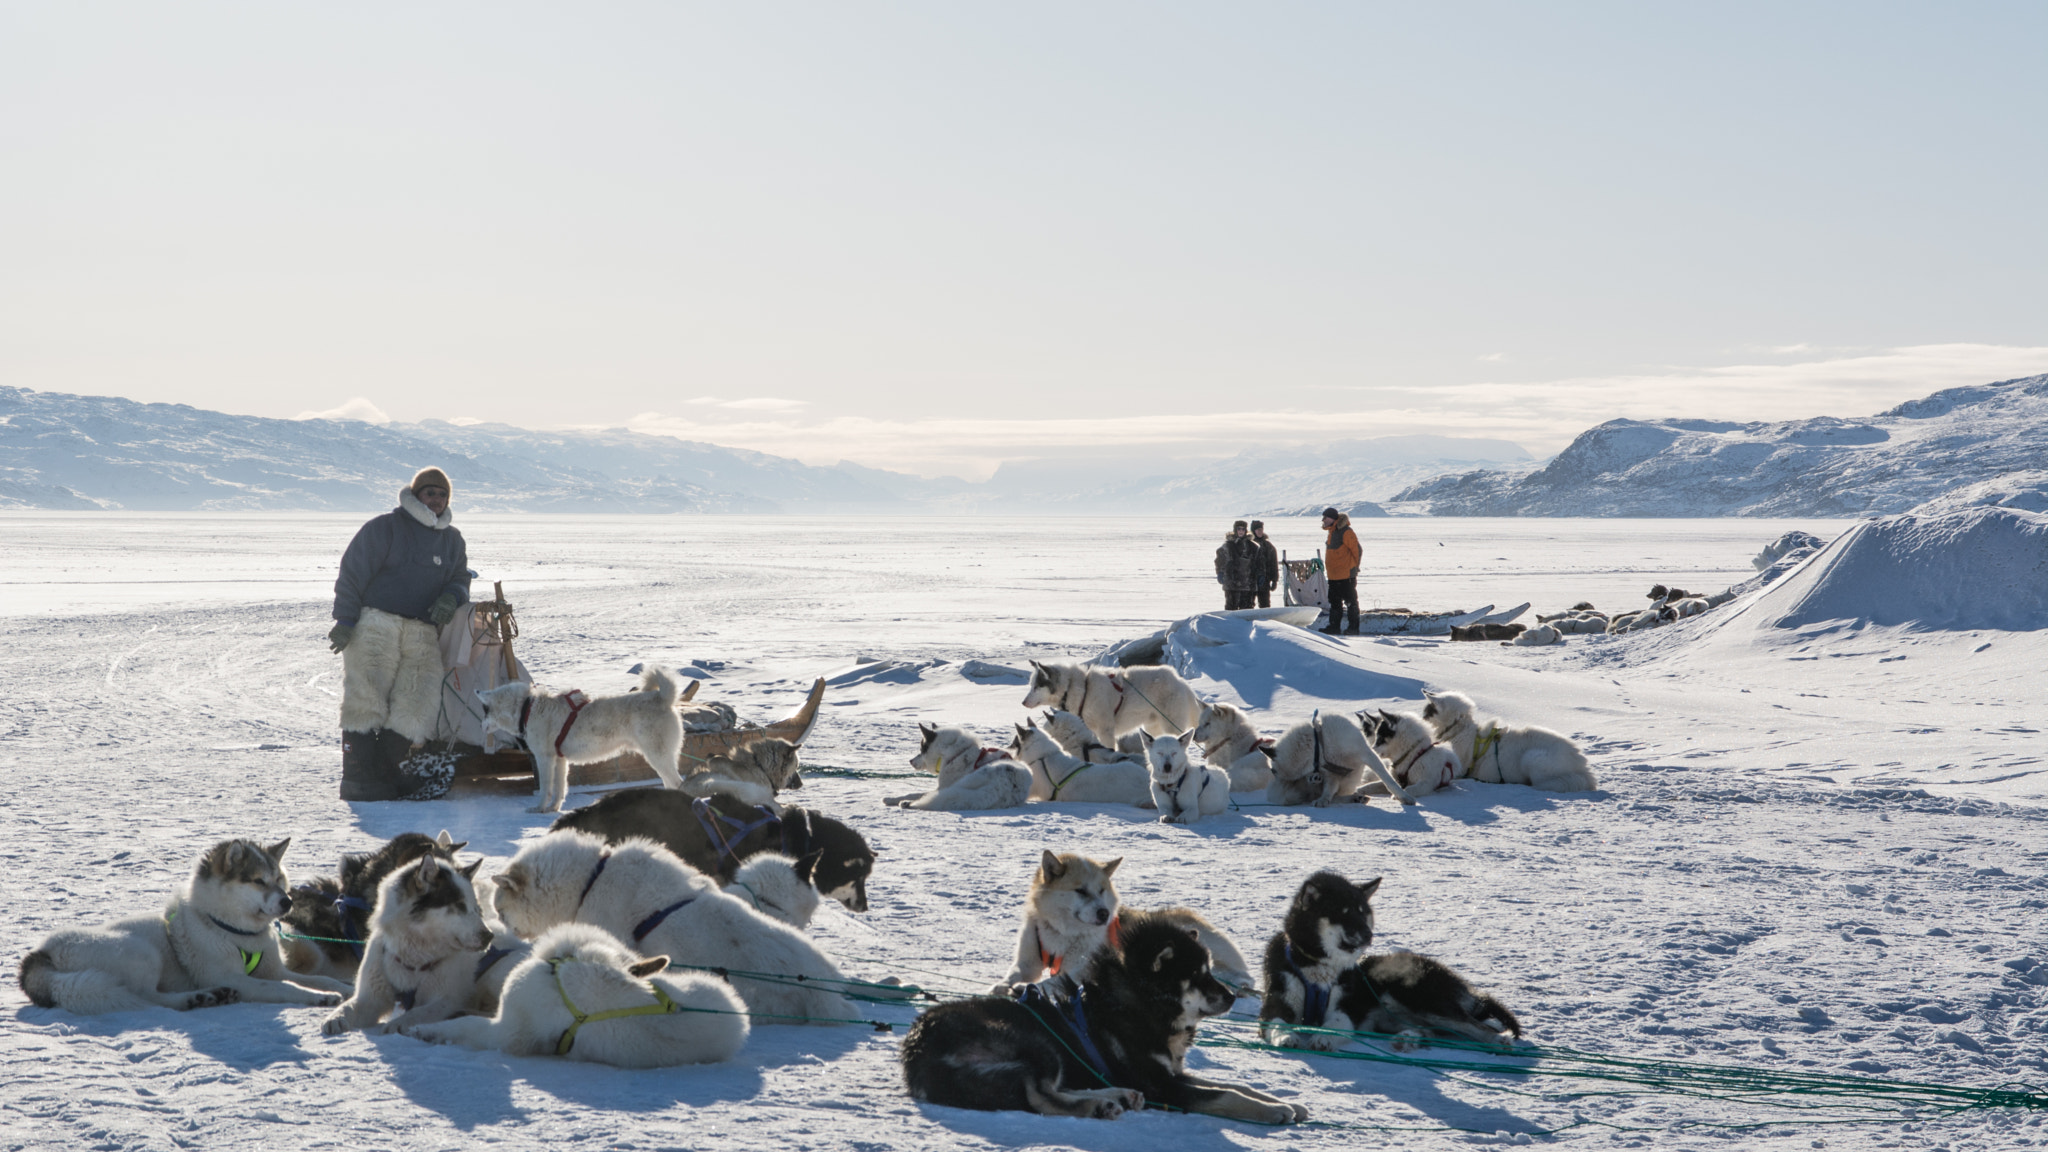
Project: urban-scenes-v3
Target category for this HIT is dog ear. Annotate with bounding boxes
[265,837,292,863]
[794,848,823,885]
[629,956,671,978]
[1151,944,1174,972]
[412,853,441,889]
[1039,850,1064,881]
[1101,857,1122,878]
[459,858,483,879]
[1177,728,1194,744]
[1139,731,1154,749]
[1357,875,1382,899]
[494,865,526,896]
[436,830,455,848]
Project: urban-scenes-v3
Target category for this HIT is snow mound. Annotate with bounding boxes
[1747,503,2048,631]
[1159,614,1425,710]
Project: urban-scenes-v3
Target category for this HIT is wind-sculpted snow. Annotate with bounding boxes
[1395,373,2048,517]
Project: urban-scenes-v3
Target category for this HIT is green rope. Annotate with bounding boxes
[276,928,359,946]
[799,765,927,780]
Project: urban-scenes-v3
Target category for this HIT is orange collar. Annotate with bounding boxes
[1039,913,1121,978]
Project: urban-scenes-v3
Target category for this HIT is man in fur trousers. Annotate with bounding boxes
[328,468,471,801]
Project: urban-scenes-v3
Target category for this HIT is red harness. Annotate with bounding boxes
[520,690,589,756]
[1040,914,1122,978]
[974,746,1012,770]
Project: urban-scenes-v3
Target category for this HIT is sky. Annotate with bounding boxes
[3,2,2044,479]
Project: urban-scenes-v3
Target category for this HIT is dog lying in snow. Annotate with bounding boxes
[20,838,350,1015]
[1260,871,1520,1052]
[402,923,749,1067]
[1009,721,1152,805]
[1422,690,1597,792]
[478,665,685,814]
[680,736,803,808]
[321,852,492,1035]
[994,850,1255,997]
[282,830,467,983]
[907,913,1305,1123]
[1037,709,1149,764]
[1140,730,1230,824]
[1022,661,1202,747]
[1449,622,1526,642]
[1359,709,1460,795]
[1508,623,1563,646]
[489,830,857,1025]
[1190,701,1275,792]
[721,852,823,930]
[884,723,1032,811]
[1266,714,1416,807]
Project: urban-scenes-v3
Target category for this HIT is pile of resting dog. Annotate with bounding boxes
[19,656,1588,1126]
[1452,582,1737,646]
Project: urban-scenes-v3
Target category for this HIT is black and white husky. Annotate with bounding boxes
[904,913,1307,1124]
[1260,871,1520,1052]
[1266,714,1416,807]
[281,830,467,982]
[321,852,493,1035]
[1360,709,1461,795]
[1021,661,1202,747]
[1421,691,1598,793]
[477,665,685,814]
[20,838,351,1015]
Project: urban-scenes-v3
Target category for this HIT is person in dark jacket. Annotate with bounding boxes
[1214,520,1262,610]
[328,467,471,800]
[1250,521,1279,609]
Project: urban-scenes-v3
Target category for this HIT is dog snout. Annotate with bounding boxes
[1090,906,1111,926]
[787,771,803,790]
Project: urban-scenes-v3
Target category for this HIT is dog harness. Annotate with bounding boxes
[690,797,782,873]
[475,943,518,981]
[332,894,372,959]
[166,909,264,976]
[1014,981,1111,1080]
[577,849,613,909]
[1470,723,1503,772]
[575,844,698,945]
[1046,759,1093,800]
[517,689,590,756]
[973,746,1011,770]
[631,896,697,944]
[1038,915,1120,979]
[388,952,450,1012]
[1279,941,1332,1028]
[549,956,682,1056]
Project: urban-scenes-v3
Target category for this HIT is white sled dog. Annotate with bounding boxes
[479,665,685,814]
[1267,715,1416,807]
[1360,709,1461,795]
[490,830,856,1026]
[681,737,804,808]
[403,923,748,1067]
[883,724,1032,811]
[723,852,823,930]
[1037,709,1149,765]
[1009,721,1152,805]
[1141,731,1230,824]
[19,838,351,1015]
[1191,701,1276,792]
[995,851,1255,996]
[1422,691,1598,793]
[1022,661,1202,747]
[322,853,492,1035]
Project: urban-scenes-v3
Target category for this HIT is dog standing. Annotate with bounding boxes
[1266,714,1416,807]
[1260,871,1520,1052]
[1422,691,1598,793]
[905,914,1307,1123]
[478,665,684,814]
[681,737,803,808]
[1022,661,1202,747]
[20,838,350,1015]
[1009,721,1151,805]
[490,830,857,1026]
[996,850,1254,996]
[1360,709,1461,795]
[1190,701,1275,792]
[884,724,1031,811]
[281,830,467,982]
[1141,730,1230,824]
[321,852,492,1035]
[402,923,749,1067]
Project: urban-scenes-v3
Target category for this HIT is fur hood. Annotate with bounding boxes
[399,487,453,530]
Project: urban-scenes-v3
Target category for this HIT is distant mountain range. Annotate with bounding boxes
[0,386,1529,515]
[1394,373,2048,517]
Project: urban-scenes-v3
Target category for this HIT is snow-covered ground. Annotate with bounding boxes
[4,513,2045,1152]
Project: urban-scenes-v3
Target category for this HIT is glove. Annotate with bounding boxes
[428,591,461,627]
[327,623,353,653]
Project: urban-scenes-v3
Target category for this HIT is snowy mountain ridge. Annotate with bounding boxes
[1394,372,2048,517]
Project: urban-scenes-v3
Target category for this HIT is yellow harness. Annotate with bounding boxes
[165,909,263,975]
[1471,723,1503,771]
[550,957,681,1056]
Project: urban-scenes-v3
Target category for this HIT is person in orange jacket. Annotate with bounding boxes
[1319,507,1362,635]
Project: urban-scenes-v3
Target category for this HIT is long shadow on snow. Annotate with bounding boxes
[344,795,561,861]
[911,1098,1313,1149]
[22,1001,320,1070]
[1405,781,1602,828]
[1246,1044,1548,1137]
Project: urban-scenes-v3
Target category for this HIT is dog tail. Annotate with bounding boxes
[18,948,57,1008]
[1473,994,1522,1038]
[640,665,681,708]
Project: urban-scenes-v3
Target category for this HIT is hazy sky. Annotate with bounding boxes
[4,3,2044,478]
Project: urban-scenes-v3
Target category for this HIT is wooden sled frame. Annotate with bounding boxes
[449,677,826,799]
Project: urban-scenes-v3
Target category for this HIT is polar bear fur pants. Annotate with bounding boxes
[341,607,444,743]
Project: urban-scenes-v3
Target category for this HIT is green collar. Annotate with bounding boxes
[165,909,263,975]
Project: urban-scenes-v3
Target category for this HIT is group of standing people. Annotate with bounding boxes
[1212,508,1363,635]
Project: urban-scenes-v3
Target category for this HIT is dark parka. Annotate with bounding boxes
[1214,533,1262,592]
[332,502,471,626]
[1255,537,1279,591]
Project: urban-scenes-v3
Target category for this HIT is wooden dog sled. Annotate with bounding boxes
[448,677,827,799]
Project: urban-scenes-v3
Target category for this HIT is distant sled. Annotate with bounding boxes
[1096,603,1530,665]
[1350,602,1530,636]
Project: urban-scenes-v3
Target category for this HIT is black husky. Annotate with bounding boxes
[550,788,876,912]
[279,831,467,980]
[903,913,1307,1124]
[1260,870,1520,1052]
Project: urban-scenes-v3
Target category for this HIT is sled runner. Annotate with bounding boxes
[450,678,826,799]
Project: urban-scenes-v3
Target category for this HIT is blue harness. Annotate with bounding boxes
[475,944,517,981]
[691,798,782,872]
[1015,982,1111,1079]
[1280,941,1332,1029]
[632,897,697,943]
[333,895,372,959]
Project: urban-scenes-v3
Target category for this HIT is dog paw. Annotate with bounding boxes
[988,982,1017,997]
[187,987,239,1009]
[1279,1102,1310,1123]
[320,1010,351,1036]
[1388,1029,1428,1052]
[309,990,345,1008]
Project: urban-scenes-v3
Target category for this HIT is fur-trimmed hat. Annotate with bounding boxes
[1249,520,1265,531]
[1232,519,1248,530]
[410,467,452,496]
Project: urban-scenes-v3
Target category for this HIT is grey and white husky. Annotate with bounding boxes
[884,724,1031,811]
[1141,730,1230,824]
[477,665,685,814]
[403,923,749,1067]
[1266,714,1415,807]
[681,737,804,808]
[20,838,350,1015]
[1422,691,1597,793]
[1036,709,1148,764]
[1009,721,1151,805]
[1022,661,1202,747]
[1360,709,1461,795]
[996,850,1254,996]
[1191,701,1275,792]
[321,852,494,1035]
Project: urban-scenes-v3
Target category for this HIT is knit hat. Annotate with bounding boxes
[410,467,452,496]
[1320,506,1341,519]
